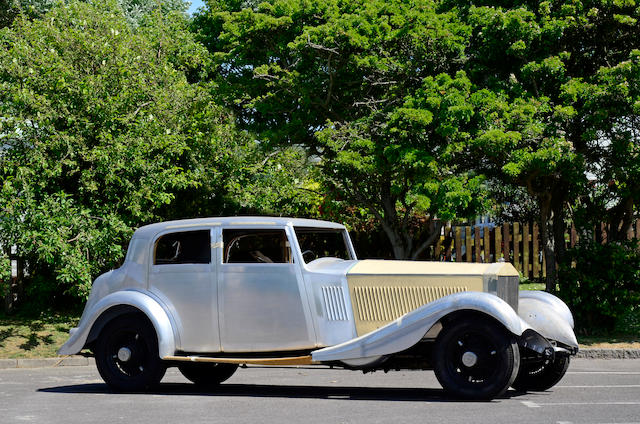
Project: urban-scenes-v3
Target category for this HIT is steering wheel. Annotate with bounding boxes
[301,250,316,262]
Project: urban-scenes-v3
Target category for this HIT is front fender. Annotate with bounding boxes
[518,291,578,349]
[312,291,527,363]
[57,290,177,359]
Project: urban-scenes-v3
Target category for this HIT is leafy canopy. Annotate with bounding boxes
[0,1,235,301]
[197,0,486,258]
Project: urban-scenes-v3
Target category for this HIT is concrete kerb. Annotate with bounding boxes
[0,349,639,369]
[576,348,640,359]
[0,355,95,369]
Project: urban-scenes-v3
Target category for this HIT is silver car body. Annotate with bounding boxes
[59,217,578,366]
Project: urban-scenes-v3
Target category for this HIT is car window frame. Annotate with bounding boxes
[220,227,295,265]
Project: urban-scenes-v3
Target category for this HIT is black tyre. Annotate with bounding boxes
[95,315,166,392]
[433,318,520,400]
[178,362,238,387]
[512,355,570,392]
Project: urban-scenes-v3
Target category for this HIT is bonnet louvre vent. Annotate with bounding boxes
[322,286,348,321]
[353,286,468,322]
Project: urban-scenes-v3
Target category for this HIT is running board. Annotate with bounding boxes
[164,355,314,366]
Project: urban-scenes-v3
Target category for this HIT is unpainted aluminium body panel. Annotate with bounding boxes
[216,225,317,352]
[218,262,315,351]
[58,290,176,358]
[300,259,359,347]
[519,290,575,329]
[518,291,578,348]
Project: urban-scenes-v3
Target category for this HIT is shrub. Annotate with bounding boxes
[558,240,640,332]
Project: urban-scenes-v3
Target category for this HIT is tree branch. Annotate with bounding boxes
[306,34,339,55]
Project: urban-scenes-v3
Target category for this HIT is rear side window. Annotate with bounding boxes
[154,230,211,265]
[223,229,291,263]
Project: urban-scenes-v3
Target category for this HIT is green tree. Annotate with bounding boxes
[195,0,485,259]
[447,0,640,290]
[0,1,237,303]
[0,0,189,29]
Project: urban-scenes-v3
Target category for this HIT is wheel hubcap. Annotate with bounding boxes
[117,347,132,362]
[461,351,478,367]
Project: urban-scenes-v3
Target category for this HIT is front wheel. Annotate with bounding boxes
[95,315,166,392]
[433,318,520,400]
[512,355,570,392]
[178,362,238,387]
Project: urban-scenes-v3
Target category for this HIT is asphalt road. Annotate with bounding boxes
[1,358,639,424]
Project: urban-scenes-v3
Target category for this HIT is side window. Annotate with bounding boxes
[223,229,291,264]
[154,230,211,265]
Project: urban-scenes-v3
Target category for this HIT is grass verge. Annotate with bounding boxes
[0,313,79,359]
[520,282,545,291]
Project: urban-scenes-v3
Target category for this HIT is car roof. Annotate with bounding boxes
[132,216,347,239]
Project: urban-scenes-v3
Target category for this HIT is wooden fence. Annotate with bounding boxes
[433,219,640,279]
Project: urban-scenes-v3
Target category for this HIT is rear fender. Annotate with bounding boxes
[312,291,527,364]
[57,290,177,359]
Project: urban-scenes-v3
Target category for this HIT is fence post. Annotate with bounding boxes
[513,222,520,272]
[523,222,530,280]
[502,223,510,263]
[484,226,491,263]
[444,226,452,261]
[465,227,472,262]
[455,227,462,262]
[495,225,502,261]
[532,222,540,278]
[474,226,481,263]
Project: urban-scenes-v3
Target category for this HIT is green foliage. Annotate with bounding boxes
[0,0,189,29]
[197,0,485,258]
[0,0,21,28]
[0,251,10,297]
[558,240,640,332]
[434,0,640,289]
[0,1,238,302]
[226,145,323,217]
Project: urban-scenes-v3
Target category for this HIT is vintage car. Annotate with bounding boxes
[59,217,578,399]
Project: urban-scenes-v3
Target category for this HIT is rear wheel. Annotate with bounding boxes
[512,355,570,392]
[178,362,238,387]
[433,318,520,400]
[95,315,166,392]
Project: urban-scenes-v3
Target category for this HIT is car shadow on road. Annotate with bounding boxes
[38,382,526,402]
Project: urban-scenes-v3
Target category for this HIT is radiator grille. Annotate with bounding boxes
[497,275,519,312]
[321,286,348,321]
[352,286,468,322]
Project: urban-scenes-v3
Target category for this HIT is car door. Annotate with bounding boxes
[217,226,316,352]
[148,228,220,352]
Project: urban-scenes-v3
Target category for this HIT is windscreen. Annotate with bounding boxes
[294,227,352,263]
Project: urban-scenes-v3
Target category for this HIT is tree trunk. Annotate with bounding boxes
[607,196,634,241]
[384,225,409,259]
[377,213,442,260]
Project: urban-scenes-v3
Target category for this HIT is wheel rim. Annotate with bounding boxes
[444,328,500,385]
[106,328,149,378]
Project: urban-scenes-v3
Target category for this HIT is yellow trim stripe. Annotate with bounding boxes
[164,355,314,366]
